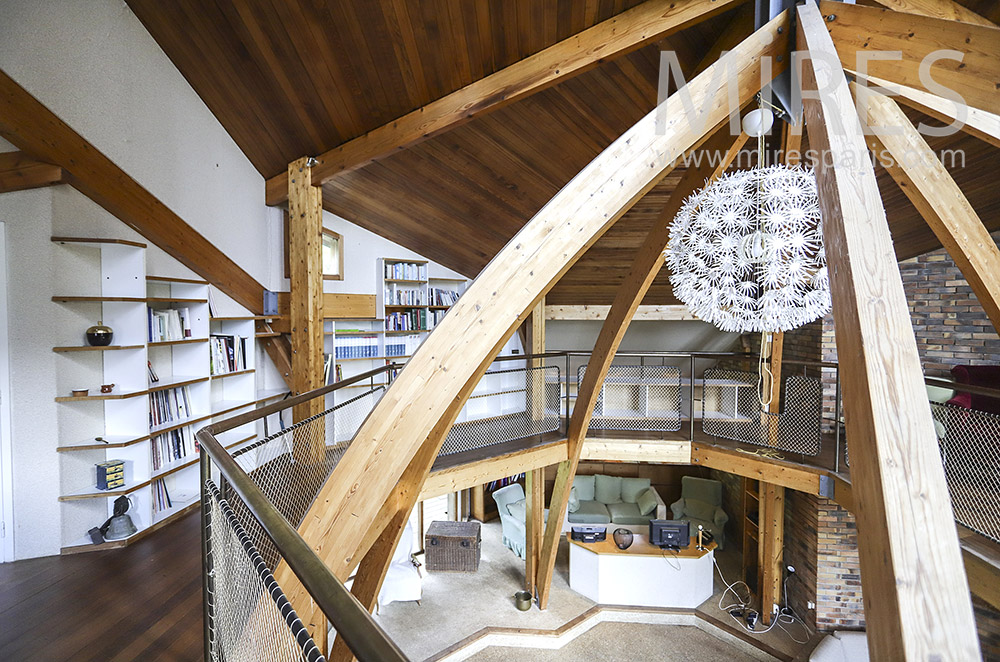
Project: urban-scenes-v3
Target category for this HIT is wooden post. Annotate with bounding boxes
[287,157,326,464]
[524,298,546,594]
[525,468,544,595]
[471,484,486,521]
[798,4,980,659]
[757,482,785,625]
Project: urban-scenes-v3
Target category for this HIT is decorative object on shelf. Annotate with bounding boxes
[514,590,532,611]
[613,527,634,550]
[96,459,125,490]
[147,360,159,383]
[664,107,830,334]
[99,495,137,542]
[71,388,89,397]
[100,383,115,394]
[85,320,114,346]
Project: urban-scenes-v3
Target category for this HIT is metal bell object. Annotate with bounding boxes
[104,513,138,540]
[613,528,634,550]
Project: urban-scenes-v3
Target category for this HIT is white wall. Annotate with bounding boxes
[0,0,272,559]
[547,319,741,354]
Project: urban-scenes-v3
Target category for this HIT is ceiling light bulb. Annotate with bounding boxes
[742,108,774,137]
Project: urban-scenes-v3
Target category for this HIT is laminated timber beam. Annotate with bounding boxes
[0,151,64,193]
[797,3,979,660]
[0,69,266,313]
[536,116,756,608]
[853,74,1000,149]
[544,304,699,321]
[819,1,1000,114]
[857,85,1000,334]
[264,0,747,205]
[869,0,996,27]
[274,14,790,636]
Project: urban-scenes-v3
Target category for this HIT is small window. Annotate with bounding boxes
[285,212,344,281]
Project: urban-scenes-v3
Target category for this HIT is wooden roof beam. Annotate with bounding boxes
[858,85,1000,334]
[264,0,747,205]
[869,0,996,27]
[798,3,980,659]
[0,151,64,193]
[820,1,1000,114]
[273,12,789,631]
[853,74,1000,149]
[0,69,267,313]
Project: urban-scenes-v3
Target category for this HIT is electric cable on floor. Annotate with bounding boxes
[712,557,811,641]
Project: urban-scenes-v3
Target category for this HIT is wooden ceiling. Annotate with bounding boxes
[128,0,999,305]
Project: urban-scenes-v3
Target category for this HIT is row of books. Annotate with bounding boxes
[210,334,249,374]
[386,309,427,332]
[149,386,192,428]
[430,287,461,306]
[385,334,423,357]
[151,426,197,470]
[335,335,380,359]
[428,309,448,329]
[148,306,193,342]
[384,284,426,306]
[152,479,172,513]
[384,261,427,281]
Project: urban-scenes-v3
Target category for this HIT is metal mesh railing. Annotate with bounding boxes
[439,364,560,456]
[579,364,683,431]
[930,402,1000,543]
[226,387,385,567]
[204,479,326,662]
[701,368,823,455]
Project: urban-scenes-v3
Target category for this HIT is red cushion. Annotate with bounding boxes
[950,365,1000,415]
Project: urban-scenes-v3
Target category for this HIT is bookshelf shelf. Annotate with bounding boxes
[52,295,146,303]
[59,478,152,502]
[146,297,209,304]
[146,275,208,285]
[52,344,145,353]
[211,368,255,380]
[148,338,208,348]
[52,236,147,248]
[148,375,209,393]
[58,434,150,452]
[55,387,148,402]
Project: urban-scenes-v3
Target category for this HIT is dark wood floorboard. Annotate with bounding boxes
[0,510,203,662]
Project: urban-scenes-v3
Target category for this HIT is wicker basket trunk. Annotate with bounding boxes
[425,520,481,572]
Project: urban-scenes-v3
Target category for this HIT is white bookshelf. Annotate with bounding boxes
[52,238,259,554]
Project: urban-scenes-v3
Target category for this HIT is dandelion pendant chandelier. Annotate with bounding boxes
[664,142,830,333]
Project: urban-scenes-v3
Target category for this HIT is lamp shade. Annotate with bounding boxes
[664,165,830,333]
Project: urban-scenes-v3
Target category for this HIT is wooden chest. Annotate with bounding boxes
[425,520,481,572]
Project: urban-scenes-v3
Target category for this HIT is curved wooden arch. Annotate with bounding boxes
[274,13,791,629]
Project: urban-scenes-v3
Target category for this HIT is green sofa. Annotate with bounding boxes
[566,474,666,527]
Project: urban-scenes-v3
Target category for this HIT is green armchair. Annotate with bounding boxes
[670,476,729,550]
[492,483,527,559]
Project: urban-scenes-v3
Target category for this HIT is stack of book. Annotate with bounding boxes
[151,426,197,470]
[385,333,423,357]
[385,284,426,305]
[148,307,192,342]
[323,355,343,385]
[210,334,249,374]
[384,261,427,280]
[386,309,426,331]
[148,385,192,428]
[335,335,379,359]
[153,479,172,513]
[430,287,460,306]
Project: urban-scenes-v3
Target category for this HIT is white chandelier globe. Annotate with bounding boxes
[664,164,831,333]
[742,108,774,137]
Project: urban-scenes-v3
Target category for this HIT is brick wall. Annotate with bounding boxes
[784,489,819,630]
[816,498,865,630]
[899,232,1000,378]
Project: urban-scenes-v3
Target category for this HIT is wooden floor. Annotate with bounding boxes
[0,510,203,662]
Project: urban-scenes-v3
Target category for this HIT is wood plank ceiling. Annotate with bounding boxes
[128,0,999,306]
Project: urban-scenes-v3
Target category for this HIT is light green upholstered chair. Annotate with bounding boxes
[670,476,729,550]
[492,483,527,559]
